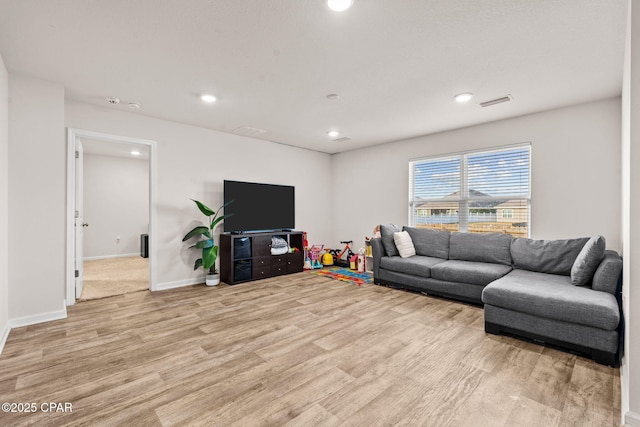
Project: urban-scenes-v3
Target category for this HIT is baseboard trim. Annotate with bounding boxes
[0,323,10,356]
[626,411,640,426]
[83,253,140,261]
[9,304,67,328]
[152,277,204,292]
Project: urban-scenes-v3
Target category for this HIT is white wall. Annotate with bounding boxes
[83,153,149,259]
[65,100,333,287]
[332,98,622,253]
[622,1,640,424]
[8,74,66,321]
[0,54,9,347]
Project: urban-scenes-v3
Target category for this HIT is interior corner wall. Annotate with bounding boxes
[0,55,9,344]
[83,153,149,259]
[64,100,333,287]
[331,98,622,254]
[622,0,640,424]
[8,74,66,321]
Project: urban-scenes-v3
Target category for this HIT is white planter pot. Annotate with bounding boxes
[206,274,220,287]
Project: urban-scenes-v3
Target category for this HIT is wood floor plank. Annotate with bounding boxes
[0,273,621,426]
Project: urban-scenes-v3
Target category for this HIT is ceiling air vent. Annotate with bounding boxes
[333,137,351,143]
[479,95,512,108]
[232,126,267,137]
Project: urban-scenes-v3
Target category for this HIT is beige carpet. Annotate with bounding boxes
[79,256,149,301]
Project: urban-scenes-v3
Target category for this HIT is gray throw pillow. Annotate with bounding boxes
[380,224,400,256]
[571,235,606,285]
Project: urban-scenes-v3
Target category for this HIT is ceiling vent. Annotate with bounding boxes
[479,95,512,108]
[232,126,267,137]
[333,137,351,143]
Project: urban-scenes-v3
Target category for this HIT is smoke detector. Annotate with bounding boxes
[107,97,120,105]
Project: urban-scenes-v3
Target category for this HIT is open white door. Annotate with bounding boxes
[75,140,84,299]
[67,128,157,305]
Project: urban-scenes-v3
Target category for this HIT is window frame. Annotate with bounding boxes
[408,143,531,237]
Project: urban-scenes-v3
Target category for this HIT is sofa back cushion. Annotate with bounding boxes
[592,250,623,295]
[449,232,513,265]
[511,237,589,275]
[403,226,450,259]
[380,224,401,256]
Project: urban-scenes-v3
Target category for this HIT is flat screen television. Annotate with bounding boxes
[223,180,295,233]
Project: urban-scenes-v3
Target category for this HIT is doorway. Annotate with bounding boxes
[66,129,157,305]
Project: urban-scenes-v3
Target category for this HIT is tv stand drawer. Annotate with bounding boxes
[253,256,270,269]
[253,266,271,280]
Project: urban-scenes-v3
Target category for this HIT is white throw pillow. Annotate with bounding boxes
[393,231,416,258]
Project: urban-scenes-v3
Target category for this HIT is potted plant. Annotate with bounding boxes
[182,199,230,286]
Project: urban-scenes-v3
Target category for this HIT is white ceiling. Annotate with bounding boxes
[0,0,628,154]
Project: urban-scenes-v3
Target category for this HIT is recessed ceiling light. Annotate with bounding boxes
[326,93,340,101]
[454,92,473,103]
[327,130,340,138]
[200,94,217,103]
[130,150,141,156]
[128,102,141,110]
[327,0,353,12]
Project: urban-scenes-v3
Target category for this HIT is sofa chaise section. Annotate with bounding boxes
[482,249,622,366]
[372,225,623,365]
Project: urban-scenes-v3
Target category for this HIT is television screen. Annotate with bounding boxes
[223,180,295,233]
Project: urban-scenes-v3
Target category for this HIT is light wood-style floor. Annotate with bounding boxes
[0,273,620,426]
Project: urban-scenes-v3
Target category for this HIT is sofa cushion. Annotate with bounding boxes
[449,232,513,265]
[380,224,401,257]
[571,235,606,285]
[592,250,623,295]
[482,269,620,331]
[402,226,450,259]
[393,231,416,258]
[511,237,588,275]
[379,255,446,278]
[430,260,512,286]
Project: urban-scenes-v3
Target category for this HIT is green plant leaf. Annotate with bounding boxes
[202,245,216,270]
[192,199,215,216]
[209,214,228,231]
[193,239,213,249]
[182,225,209,241]
[193,258,203,271]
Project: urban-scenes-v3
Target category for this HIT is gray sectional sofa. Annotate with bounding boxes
[371,225,623,365]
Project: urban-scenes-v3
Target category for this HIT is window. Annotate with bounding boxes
[409,144,530,237]
[502,209,514,219]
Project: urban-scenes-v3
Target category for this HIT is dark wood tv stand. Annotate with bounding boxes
[220,231,304,285]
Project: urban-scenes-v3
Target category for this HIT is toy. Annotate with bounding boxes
[302,231,312,269]
[366,225,381,241]
[308,245,324,269]
[358,247,365,272]
[349,255,358,270]
[321,251,334,266]
[328,240,354,268]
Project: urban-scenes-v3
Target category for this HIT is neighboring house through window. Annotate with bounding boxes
[409,144,531,237]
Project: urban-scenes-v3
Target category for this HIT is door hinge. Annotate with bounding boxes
[75,150,79,159]
[75,270,79,278]
[75,210,79,219]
